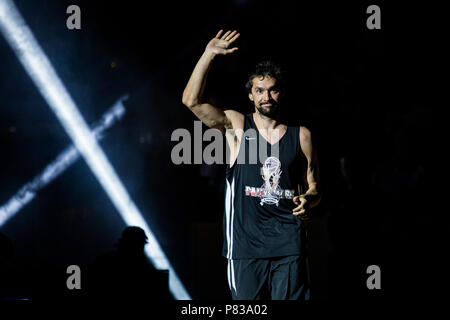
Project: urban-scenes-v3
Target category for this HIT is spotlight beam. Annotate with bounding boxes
[0,96,127,227]
[0,0,190,299]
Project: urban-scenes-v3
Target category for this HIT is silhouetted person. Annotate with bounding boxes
[88,226,169,303]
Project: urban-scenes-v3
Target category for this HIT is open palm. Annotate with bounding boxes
[206,30,240,55]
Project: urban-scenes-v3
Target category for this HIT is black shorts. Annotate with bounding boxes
[227,255,310,300]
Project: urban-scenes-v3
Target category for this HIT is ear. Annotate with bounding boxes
[248,92,254,101]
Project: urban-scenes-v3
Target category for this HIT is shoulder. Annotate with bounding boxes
[299,126,314,158]
[299,126,312,142]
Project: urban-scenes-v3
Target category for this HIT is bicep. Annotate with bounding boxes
[189,103,231,132]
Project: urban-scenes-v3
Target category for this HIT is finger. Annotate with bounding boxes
[293,208,305,216]
[228,32,240,43]
[221,30,231,40]
[215,30,223,38]
[225,47,238,54]
[293,196,300,205]
[292,205,306,214]
[293,206,304,213]
[224,30,237,41]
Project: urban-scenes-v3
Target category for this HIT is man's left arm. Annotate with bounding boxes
[293,126,321,219]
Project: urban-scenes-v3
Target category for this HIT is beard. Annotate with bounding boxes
[256,100,280,118]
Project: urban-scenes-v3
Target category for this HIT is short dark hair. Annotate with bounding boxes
[245,60,285,94]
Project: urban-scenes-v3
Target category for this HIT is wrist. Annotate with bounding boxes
[202,50,217,61]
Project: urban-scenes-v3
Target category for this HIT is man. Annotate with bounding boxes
[182,30,320,300]
[88,226,169,302]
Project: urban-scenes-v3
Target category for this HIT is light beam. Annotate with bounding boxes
[0,0,190,299]
[0,96,127,227]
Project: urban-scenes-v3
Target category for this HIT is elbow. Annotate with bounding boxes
[181,95,190,107]
[182,92,197,109]
[182,98,196,109]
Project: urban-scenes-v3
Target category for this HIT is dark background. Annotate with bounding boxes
[0,0,446,303]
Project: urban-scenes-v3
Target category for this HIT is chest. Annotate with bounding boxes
[235,130,302,182]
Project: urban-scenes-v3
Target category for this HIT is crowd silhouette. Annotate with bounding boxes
[0,227,170,305]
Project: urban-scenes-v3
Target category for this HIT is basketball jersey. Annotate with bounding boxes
[222,113,306,259]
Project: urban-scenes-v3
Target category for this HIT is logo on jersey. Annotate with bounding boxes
[260,157,282,206]
[244,156,295,206]
[244,186,294,204]
[260,157,281,206]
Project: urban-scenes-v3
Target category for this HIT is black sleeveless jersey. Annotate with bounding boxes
[222,113,306,259]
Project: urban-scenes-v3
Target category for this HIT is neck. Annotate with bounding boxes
[254,110,280,130]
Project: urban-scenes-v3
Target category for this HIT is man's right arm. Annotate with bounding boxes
[182,30,241,133]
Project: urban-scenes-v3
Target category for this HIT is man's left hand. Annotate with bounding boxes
[292,195,311,220]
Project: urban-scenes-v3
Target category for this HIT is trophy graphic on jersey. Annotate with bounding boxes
[260,156,282,206]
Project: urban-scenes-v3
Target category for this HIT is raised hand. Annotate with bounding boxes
[205,30,240,56]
